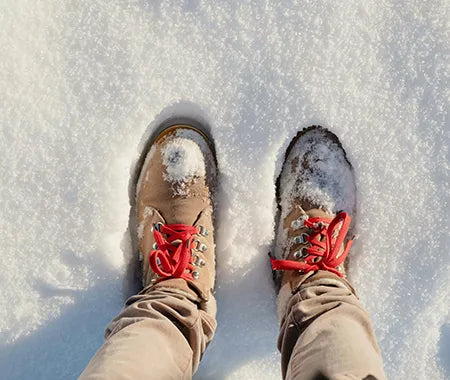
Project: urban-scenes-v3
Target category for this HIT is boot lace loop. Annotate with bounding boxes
[149,224,199,281]
[271,212,353,277]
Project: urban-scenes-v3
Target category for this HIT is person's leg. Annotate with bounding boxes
[81,125,218,379]
[271,126,386,379]
[80,282,215,379]
[278,272,385,380]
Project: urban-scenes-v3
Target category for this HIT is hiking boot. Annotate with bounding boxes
[136,124,217,308]
[271,126,357,316]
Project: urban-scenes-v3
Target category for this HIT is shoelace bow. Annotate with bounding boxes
[270,212,353,277]
[149,224,199,281]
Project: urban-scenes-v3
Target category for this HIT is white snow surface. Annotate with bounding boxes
[1,1,449,379]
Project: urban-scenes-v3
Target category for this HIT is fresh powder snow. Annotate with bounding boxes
[0,1,449,379]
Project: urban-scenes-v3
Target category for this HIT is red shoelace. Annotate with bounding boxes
[149,224,199,281]
[270,212,353,277]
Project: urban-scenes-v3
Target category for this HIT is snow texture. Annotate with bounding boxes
[162,137,206,185]
[137,207,154,242]
[279,128,356,220]
[0,1,449,379]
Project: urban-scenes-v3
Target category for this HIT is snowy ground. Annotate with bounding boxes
[1,1,449,379]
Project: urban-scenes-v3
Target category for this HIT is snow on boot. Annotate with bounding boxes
[136,124,217,313]
[271,126,357,318]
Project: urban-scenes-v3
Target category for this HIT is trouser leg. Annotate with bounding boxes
[278,271,386,380]
[80,281,216,380]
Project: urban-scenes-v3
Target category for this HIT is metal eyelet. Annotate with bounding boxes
[199,243,207,252]
[291,219,301,229]
[312,221,327,230]
[293,248,308,260]
[294,233,308,244]
[194,257,206,267]
[154,222,163,231]
[152,242,158,249]
[291,215,308,229]
[192,271,200,280]
[198,225,209,236]
[192,239,201,250]
[294,236,302,244]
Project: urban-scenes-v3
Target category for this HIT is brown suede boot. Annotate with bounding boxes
[271,126,357,318]
[136,124,217,313]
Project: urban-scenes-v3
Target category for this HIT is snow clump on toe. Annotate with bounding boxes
[279,128,356,217]
[162,137,206,183]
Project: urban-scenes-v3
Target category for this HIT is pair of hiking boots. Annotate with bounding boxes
[136,124,356,315]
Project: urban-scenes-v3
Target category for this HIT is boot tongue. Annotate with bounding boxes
[283,198,335,231]
[282,204,336,253]
[164,196,204,226]
[305,207,347,268]
[304,207,335,219]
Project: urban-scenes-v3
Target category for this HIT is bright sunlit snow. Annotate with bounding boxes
[1,1,449,379]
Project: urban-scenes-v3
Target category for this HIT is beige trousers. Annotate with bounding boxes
[80,272,386,380]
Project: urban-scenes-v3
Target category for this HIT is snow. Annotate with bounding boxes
[0,1,448,379]
[162,137,205,184]
[137,206,154,242]
[278,127,357,223]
